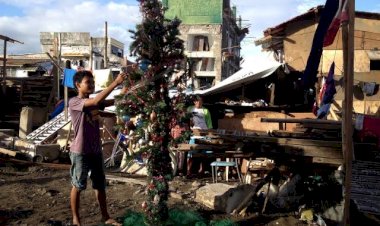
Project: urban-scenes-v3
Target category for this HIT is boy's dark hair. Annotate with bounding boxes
[193,95,202,102]
[73,70,94,86]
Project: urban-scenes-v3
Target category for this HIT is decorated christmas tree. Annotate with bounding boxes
[115,0,188,224]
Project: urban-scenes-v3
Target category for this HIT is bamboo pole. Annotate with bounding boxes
[342,0,355,225]
[89,37,93,70]
[2,39,6,95]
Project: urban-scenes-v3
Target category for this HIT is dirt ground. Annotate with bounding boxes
[0,157,315,226]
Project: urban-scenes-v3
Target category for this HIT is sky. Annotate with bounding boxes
[0,0,379,63]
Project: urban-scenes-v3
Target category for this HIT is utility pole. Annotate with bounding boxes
[342,0,355,225]
[104,21,108,68]
[52,33,60,100]
[89,37,93,70]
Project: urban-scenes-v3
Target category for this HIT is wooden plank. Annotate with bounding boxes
[270,130,318,139]
[261,117,341,125]
[281,145,342,159]
[191,152,254,159]
[312,157,343,165]
[172,143,225,151]
[105,174,146,186]
[221,135,344,148]
[0,157,70,169]
[301,123,342,130]
[0,147,17,157]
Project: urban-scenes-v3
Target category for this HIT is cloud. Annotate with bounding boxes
[0,0,55,7]
[231,0,309,58]
[296,0,325,13]
[0,0,140,55]
[1,0,375,60]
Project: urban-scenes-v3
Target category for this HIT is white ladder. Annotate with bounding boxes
[26,112,71,144]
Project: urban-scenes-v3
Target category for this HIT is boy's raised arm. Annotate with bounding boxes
[84,73,127,107]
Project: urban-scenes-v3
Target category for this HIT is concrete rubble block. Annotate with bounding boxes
[57,123,72,148]
[0,130,15,148]
[14,139,35,153]
[19,107,33,139]
[195,183,256,213]
[14,139,61,162]
[35,144,61,162]
[121,161,147,175]
[170,192,184,200]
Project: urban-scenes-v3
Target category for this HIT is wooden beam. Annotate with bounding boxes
[0,35,23,44]
[312,157,343,165]
[343,0,355,225]
[104,21,108,68]
[2,39,7,94]
[301,122,341,130]
[105,174,146,186]
[0,147,17,157]
[261,117,341,125]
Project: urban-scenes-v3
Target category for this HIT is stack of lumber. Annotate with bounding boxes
[5,77,53,106]
[261,118,342,140]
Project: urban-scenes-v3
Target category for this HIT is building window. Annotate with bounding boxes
[370,60,380,70]
[197,77,214,89]
[192,35,210,51]
[111,45,123,57]
[192,58,215,71]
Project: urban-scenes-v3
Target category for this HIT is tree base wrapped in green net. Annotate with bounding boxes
[122,208,238,226]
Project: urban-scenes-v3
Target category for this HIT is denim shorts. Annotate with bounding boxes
[70,152,106,191]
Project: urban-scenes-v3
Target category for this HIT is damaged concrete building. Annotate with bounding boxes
[40,32,124,70]
[255,7,380,117]
[164,0,248,89]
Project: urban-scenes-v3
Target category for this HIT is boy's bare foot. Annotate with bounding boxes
[104,218,122,226]
[72,217,80,226]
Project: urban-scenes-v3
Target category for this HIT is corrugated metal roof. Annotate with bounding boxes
[3,53,50,66]
[261,6,380,37]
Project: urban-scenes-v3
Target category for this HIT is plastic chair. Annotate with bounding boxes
[211,159,242,183]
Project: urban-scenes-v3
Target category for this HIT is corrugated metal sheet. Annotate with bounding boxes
[351,160,380,215]
[197,61,281,95]
[164,0,223,24]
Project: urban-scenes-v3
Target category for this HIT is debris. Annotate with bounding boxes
[170,192,184,200]
[316,214,327,226]
[299,209,314,223]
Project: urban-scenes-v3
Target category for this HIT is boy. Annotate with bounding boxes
[188,95,212,130]
[187,95,212,178]
[69,70,126,226]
